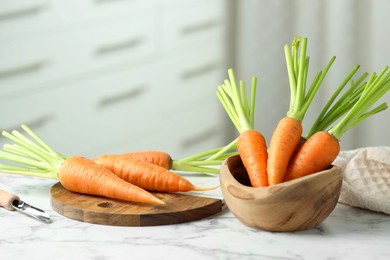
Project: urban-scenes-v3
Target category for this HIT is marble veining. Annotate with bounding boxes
[1,173,389,260]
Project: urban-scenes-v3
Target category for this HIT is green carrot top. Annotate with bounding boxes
[284,37,336,122]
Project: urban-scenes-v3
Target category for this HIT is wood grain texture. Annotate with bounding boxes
[51,183,225,226]
[0,188,19,211]
[220,155,342,232]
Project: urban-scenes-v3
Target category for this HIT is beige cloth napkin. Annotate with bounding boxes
[333,146,390,215]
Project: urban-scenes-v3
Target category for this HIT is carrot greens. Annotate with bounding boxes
[284,37,336,122]
[0,125,66,179]
[305,65,368,138]
[328,66,390,140]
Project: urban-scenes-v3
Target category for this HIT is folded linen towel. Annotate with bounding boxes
[333,146,390,215]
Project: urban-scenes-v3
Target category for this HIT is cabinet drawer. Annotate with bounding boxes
[78,64,227,157]
[157,45,227,112]
[64,66,164,149]
[87,97,227,159]
[0,11,157,98]
[161,0,227,52]
[0,0,154,41]
[164,100,227,158]
[0,90,64,153]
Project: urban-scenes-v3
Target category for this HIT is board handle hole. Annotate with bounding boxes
[97,202,115,208]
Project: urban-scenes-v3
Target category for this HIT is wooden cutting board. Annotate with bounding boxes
[50,182,225,226]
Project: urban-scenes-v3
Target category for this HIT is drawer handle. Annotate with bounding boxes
[0,60,48,80]
[95,37,144,56]
[1,114,53,137]
[181,127,220,149]
[181,62,220,80]
[181,20,220,35]
[98,85,147,108]
[94,0,132,4]
[0,4,49,21]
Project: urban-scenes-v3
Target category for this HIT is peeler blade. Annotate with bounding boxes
[12,199,52,223]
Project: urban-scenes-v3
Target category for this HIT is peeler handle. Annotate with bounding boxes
[0,188,20,211]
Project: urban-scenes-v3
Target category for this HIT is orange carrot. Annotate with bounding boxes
[267,37,335,185]
[217,69,268,187]
[96,151,172,169]
[95,156,216,192]
[60,156,165,204]
[94,141,239,175]
[285,66,389,181]
[267,117,302,185]
[0,125,165,205]
[283,131,339,181]
[236,130,268,187]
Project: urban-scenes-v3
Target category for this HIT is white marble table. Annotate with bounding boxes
[1,173,389,260]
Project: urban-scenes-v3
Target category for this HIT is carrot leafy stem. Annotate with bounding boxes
[171,138,238,174]
[0,124,65,179]
[216,68,257,133]
[305,65,369,138]
[285,37,336,122]
[328,66,390,140]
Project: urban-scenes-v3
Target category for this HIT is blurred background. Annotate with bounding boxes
[0,0,389,159]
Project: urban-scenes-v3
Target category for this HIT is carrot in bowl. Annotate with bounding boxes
[0,125,165,205]
[284,66,390,181]
[216,69,268,187]
[267,37,335,185]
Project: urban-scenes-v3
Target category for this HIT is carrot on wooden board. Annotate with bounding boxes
[217,69,268,187]
[95,156,217,192]
[96,151,172,169]
[93,138,239,175]
[0,125,165,205]
[267,37,335,185]
[284,66,390,181]
[60,156,165,204]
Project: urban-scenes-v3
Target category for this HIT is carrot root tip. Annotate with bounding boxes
[193,185,220,191]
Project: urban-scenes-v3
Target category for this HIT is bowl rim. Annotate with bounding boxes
[220,154,342,192]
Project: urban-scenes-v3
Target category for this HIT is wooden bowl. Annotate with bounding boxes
[220,155,342,232]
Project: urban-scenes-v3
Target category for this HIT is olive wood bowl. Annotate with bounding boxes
[220,155,342,232]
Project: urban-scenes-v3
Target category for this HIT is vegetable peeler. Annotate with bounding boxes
[0,187,51,223]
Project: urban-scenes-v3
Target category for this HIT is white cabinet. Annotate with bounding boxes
[0,0,229,159]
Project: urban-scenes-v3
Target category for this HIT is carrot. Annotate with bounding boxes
[267,37,335,185]
[284,66,390,181]
[236,129,268,187]
[0,125,165,205]
[267,117,303,185]
[93,138,238,175]
[96,151,172,169]
[216,69,268,187]
[284,131,340,181]
[95,156,217,192]
[60,156,165,204]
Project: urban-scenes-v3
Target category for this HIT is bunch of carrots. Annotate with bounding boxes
[217,37,389,187]
[0,125,237,205]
